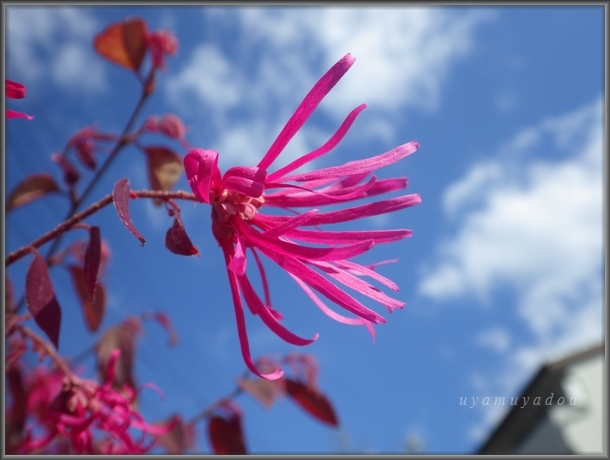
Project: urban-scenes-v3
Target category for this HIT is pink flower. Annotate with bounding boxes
[184,53,421,380]
[6,79,34,120]
[25,367,65,422]
[147,30,178,70]
[143,113,191,149]
[15,350,174,454]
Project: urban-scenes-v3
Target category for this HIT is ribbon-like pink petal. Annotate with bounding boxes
[258,54,356,170]
[184,149,220,203]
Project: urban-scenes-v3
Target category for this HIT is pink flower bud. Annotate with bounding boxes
[147,30,178,70]
[157,114,186,139]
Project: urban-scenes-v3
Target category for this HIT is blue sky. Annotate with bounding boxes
[5,5,605,454]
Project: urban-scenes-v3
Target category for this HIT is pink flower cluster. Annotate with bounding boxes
[9,350,174,454]
[147,30,178,70]
[184,53,421,379]
[143,113,191,149]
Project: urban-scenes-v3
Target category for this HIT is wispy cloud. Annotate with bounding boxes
[419,97,602,313]
[167,45,243,115]
[235,8,494,115]
[165,8,492,170]
[6,7,106,92]
[417,97,604,442]
[475,327,511,353]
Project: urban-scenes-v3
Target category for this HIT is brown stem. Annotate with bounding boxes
[187,380,246,426]
[18,325,73,378]
[5,190,197,266]
[13,71,158,313]
[44,78,153,261]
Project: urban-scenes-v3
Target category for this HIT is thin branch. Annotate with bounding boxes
[43,75,155,263]
[13,71,158,313]
[187,374,249,426]
[5,189,197,266]
[18,325,73,378]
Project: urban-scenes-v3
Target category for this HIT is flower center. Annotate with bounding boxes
[210,189,264,240]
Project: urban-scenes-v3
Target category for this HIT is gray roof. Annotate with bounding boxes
[477,342,605,454]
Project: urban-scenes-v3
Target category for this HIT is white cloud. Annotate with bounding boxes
[6,7,105,92]
[419,98,602,307]
[442,162,504,219]
[52,43,105,91]
[315,8,494,116]
[418,97,604,443]
[167,45,243,114]
[237,8,494,116]
[475,327,511,353]
[166,8,492,168]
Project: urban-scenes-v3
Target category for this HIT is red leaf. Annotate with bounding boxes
[96,322,137,390]
[284,379,338,426]
[7,173,59,212]
[123,18,148,71]
[25,250,62,349]
[51,153,80,186]
[6,367,27,442]
[158,415,196,454]
[113,178,145,246]
[88,283,106,333]
[165,217,199,256]
[73,139,96,170]
[144,146,183,205]
[93,18,148,71]
[208,414,246,454]
[84,226,101,302]
[6,275,15,313]
[68,265,106,332]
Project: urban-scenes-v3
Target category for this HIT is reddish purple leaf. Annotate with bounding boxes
[96,321,137,390]
[68,265,106,332]
[145,146,183,191]
[62,238,110,275]
[7,173,59,212]
[6,275,15,313]
[73,139,96,170]
[208,414,246,455]
[84,226,101,302]
[145,146,183,206]
[6,367,27,442]
[112,178,145,246]
[84,227,102,301]
[165,217,199,256]
[51,153,80,186]
[25,250,62,349]
[158,415,196,454]
[87,283,106,332]
[285,379,338,426]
